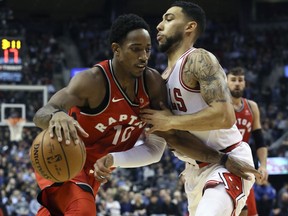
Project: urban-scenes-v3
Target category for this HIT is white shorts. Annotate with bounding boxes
[181,142,255,216]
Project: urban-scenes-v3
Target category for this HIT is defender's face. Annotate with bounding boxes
[227,74,246,98]
[117,29,151,78]
[156,6,187,52]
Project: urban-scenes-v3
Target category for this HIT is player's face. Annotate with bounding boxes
[227,74,245,98]
[156,7,186,52]
[117,29,151,78]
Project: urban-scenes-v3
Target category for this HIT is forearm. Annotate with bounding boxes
[257,147,268,168]
[110,134,166,168]
[33,104,63,129]
[156,130,224,163]
[170,103,235,131]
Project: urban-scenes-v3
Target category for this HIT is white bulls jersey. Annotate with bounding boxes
[164,48,242,164]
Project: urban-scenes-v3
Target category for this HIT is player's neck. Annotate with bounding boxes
[111,59,136,92]
[232,97,242,110]
[167,44,194,69]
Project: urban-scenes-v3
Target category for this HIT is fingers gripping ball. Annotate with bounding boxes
[30,129,86,182]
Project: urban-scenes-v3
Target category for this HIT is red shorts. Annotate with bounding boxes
[247,187,258,216]
[36,181,96,216]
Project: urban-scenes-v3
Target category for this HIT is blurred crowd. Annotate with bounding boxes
[1,7,288,216]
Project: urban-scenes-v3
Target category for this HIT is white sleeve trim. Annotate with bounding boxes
[110,134,166,168]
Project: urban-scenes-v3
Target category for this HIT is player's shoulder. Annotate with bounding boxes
[246,98,258,106]
[246,98,259,111]
[72,67,105,82]
[144,67,162,80]
[188,48,219,64]
[192,48,215,56]
[144,67,166,94]
[145,67,161,75]
[68,67,107,93]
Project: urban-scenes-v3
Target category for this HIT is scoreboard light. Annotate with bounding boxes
[0,37,23,82]
[1,38,22,64]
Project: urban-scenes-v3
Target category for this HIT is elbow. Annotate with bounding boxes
[33,110,49,130]
[154,141,167,163]
[33,115,40,127]
[33,114,39,125]
[218,104,236,129]
[222,113,235,129]
[148,135,167,163]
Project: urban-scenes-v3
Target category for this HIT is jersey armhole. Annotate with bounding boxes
[78,66,110,114]
[246,99,254,118]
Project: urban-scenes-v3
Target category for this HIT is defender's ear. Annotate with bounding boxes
[186,21,197,33]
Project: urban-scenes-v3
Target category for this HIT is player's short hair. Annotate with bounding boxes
[171,1,206,38]
[109,14,150,45]
[226,67,245,76]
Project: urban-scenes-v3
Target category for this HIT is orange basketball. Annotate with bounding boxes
[30,129,86,182]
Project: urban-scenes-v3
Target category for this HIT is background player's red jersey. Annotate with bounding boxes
[235,98,253,143]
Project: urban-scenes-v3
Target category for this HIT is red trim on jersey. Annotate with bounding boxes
[197,142,241,168]
[178,49,201,93]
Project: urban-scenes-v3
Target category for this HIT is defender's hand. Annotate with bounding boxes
[140,102,173,134]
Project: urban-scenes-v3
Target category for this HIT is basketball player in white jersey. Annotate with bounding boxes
[140,1,261,215]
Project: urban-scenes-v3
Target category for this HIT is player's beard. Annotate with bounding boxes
[230,89,244,98]
[158,31,183,53]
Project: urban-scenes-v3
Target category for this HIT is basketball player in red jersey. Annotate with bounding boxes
[227,67,268,216]
[33,14,169,216]
[33,14,258,216]
[140,1,263,215]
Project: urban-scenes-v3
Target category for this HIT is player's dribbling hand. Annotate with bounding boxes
[49,111,89,145]
[93,154,113,183]
[225,155,261,181]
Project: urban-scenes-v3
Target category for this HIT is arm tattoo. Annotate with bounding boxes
[183,49,231,105]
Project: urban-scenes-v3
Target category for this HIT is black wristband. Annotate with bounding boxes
[51,109,66,117]
[220,154,229,168]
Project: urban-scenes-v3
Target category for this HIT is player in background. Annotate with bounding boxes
[227,67,268,216]
[140,1,262,215]
[33,13,258,216]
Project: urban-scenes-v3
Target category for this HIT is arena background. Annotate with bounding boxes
[1,0,288,215]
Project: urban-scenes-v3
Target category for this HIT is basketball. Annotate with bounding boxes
[30,129,86,182]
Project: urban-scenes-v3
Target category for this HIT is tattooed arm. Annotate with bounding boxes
[140,48,235,132]
[170,48,236,130]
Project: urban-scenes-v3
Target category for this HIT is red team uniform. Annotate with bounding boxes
[36,60,150,215]
[235,98,258,216]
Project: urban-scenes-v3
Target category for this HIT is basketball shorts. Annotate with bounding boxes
[181,142,255,216]
[36,181,96,216]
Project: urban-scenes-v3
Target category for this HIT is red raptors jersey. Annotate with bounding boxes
[36,60,150,193]
[235,98,253,143]
[69,60,150,168]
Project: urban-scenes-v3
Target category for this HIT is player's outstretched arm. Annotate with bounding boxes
[93,134,167,182]
[155,130,260,180]
[249,99,268,184]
